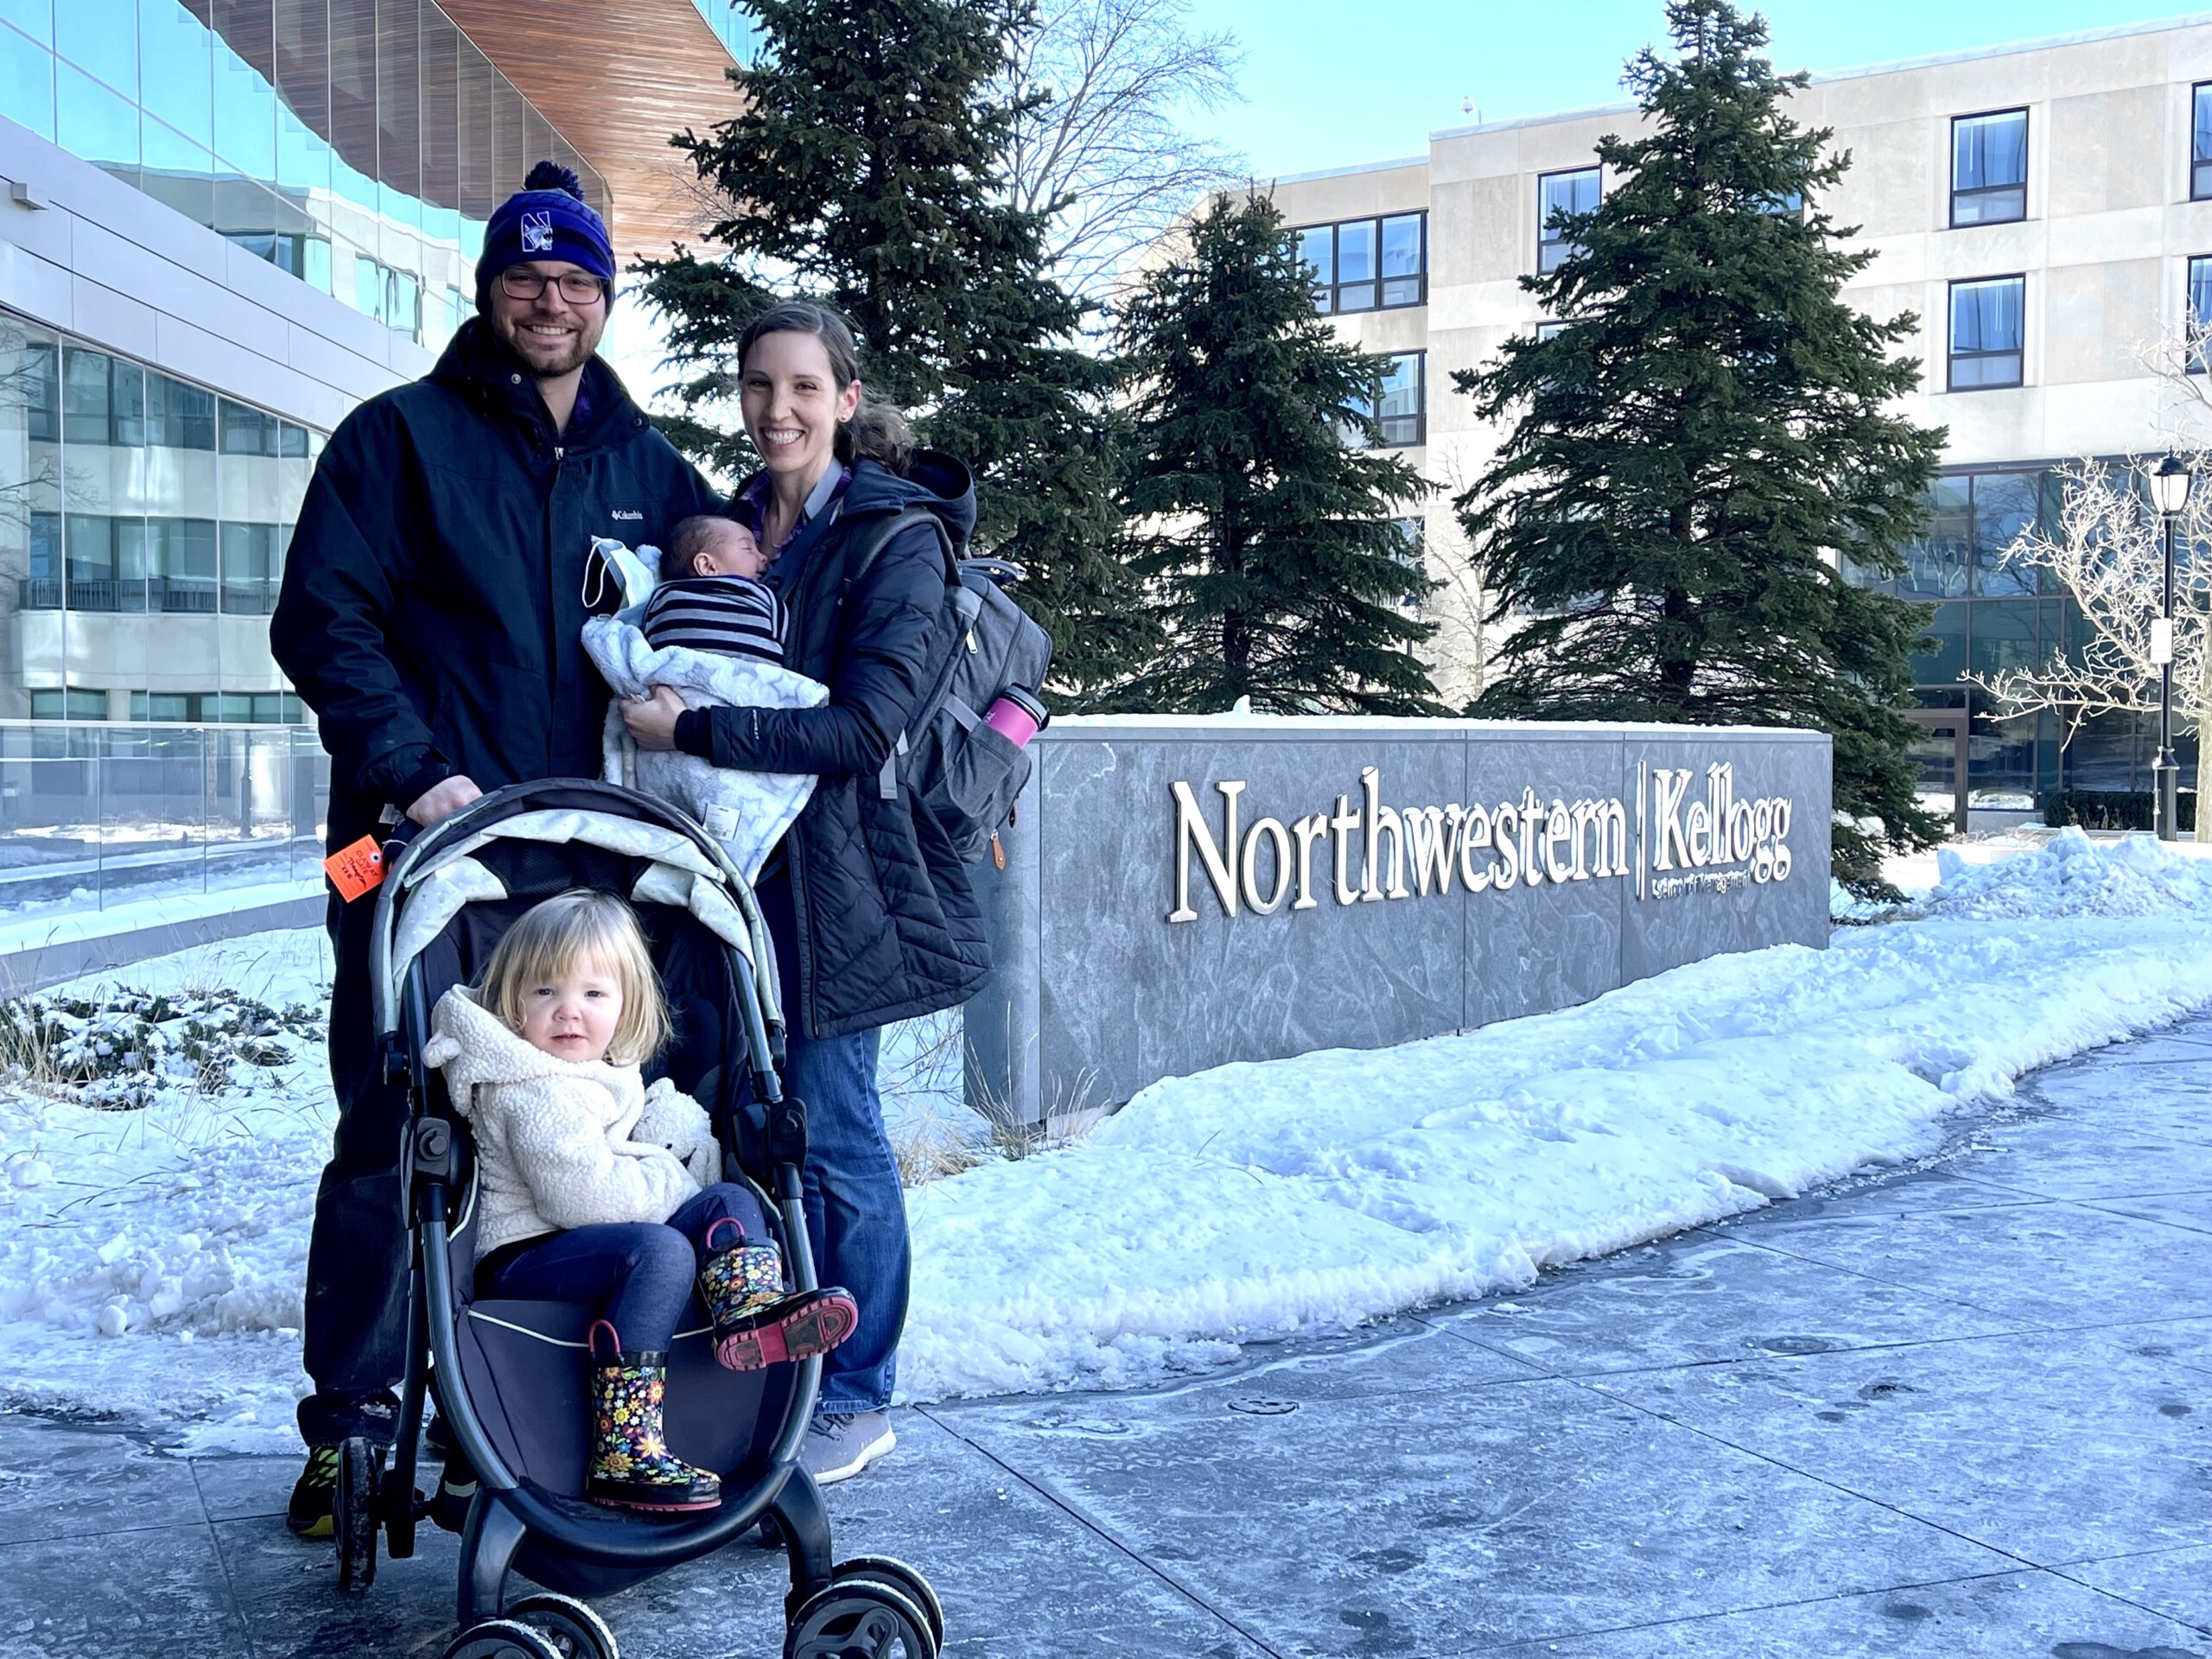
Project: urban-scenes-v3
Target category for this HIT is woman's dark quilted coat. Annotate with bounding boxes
[687,453,991,1038]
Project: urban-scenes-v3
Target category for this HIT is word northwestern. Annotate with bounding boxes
[1168,763,1794,923]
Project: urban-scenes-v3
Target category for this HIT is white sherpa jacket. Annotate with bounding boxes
[423,986,721,1259]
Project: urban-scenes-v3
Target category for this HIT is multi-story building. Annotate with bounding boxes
[1268,16,2212,821]
[0,0,743,917]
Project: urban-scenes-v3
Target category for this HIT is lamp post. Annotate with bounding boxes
[2147,452,2193,842]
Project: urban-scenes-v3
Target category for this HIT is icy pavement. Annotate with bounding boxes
[1,1006,2208,1656]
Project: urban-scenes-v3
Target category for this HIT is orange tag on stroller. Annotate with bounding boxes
[323,835,387,901]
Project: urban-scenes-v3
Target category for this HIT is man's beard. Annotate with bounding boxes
[496,315,596,377]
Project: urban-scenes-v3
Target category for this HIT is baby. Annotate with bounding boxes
[639,515,786,667]
[583,512,827,880]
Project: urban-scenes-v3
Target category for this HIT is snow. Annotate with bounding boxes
[2,830,2209,1446]
[0,875,324,956]
[0,929,333,1448]
[900,828,2212,1397]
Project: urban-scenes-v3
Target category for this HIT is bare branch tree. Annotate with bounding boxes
[1967,455,2212,839]
[1421,450,1497,709]
[1001,0,1246,300]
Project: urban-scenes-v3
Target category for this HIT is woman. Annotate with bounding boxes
[621,302,988,1485]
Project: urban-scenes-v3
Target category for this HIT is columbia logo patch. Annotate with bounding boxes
[520,210,553,252]
[611,510,643,522]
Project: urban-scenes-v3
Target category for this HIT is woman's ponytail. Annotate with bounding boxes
[736,301,914,477]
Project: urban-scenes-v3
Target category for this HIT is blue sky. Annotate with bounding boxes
[1180,2,2212,178]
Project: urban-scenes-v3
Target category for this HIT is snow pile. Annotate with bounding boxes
[895,839,2212,1399]
[0,988,324,1109]
[1922,826,2212,920]
[0,931,332,1444]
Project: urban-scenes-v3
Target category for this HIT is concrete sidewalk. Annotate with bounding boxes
[3,1017,2209,1657]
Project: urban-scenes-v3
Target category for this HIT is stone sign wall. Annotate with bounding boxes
[963,716,1833,1126]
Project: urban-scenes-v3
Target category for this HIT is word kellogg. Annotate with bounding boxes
[1169,761,1794,923]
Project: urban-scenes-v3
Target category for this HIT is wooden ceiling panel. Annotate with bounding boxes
[440,0,744,258]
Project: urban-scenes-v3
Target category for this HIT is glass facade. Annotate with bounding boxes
[0,309,318,723]
[1950,108,2027,226]
[1851,465,2201,810]
[686,0,759,64]
[1537,166,1599,274]
[2,0,607,353]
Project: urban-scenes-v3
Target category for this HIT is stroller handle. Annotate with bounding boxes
[367,779,787,1058]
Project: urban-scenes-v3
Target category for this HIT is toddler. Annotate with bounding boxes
[639,515,787,666]
[423,889,856,1513]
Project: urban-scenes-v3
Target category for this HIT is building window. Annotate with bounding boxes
[2195,85,2212,200]
[30,690,109,721]
[353,254,423,341]
[1538,167,1599,273]
[1534,321,1568,342]
[221,523,286,614]
[125,690,305,724]
[1389,518,1425,610]
[1951,109,2027,226]
[1294,213,1427,315]
[1377,353,1425,446]
[1948,276,2024,390]
[2191,257,2212,371]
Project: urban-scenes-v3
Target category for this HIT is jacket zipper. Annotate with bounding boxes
[544,442,565,755]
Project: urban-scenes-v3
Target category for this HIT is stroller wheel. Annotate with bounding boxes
[333,1436,379,1592]
[832,1558,944,1650]
[439,1618,564,1659]
[785,1580,938,1659]
[506,1592,619,1659]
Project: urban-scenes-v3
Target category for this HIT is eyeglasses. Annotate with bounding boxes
[499,269,608,304]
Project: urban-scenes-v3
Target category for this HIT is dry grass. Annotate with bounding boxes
[881,1013,1108,1186]
[892,1103,993,1187]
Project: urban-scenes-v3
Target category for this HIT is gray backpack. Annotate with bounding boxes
[844,507,1053,865]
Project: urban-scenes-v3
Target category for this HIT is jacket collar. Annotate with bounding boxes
[429,317,644,454]
[427,985,637,1096]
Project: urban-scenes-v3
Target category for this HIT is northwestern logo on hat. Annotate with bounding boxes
[520,210,553,253]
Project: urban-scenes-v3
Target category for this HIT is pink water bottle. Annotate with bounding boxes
[983,686,1047,747]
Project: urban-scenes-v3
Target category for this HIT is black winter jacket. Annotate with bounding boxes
[684,454,991,1039]
[271,320,721,852]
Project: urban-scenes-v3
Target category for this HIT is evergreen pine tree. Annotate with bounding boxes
[1455,0,1946,893]
[639,0,1149,695]
[1116,194,1444,715]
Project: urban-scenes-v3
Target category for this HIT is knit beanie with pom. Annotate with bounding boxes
[475,162,616,308]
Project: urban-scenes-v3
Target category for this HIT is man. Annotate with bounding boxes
[270,162,720,1535]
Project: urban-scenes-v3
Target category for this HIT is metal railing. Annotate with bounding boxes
[20,578,257,614]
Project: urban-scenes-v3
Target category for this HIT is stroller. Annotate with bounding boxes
[328,779,943,1659]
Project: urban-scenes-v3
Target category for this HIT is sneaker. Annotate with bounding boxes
[287,1443,340,1539]
[800,1411,895,1486]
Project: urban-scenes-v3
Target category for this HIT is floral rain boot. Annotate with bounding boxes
[583,1322,721,1513]
[697,1217,860,1373]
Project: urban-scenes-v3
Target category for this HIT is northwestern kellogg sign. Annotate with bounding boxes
[963,717,1832,1127]
[1169,760,1796,923]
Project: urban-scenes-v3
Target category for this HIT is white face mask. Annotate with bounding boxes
[582,538,659,612]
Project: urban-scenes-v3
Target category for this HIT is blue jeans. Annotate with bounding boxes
[478,1183,768,1353]
[760,870,909,1415]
